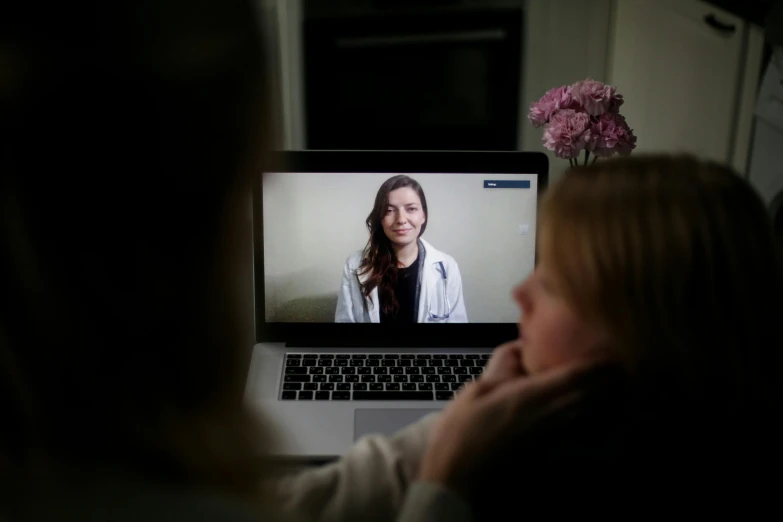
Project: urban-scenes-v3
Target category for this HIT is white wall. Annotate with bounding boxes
[262,172,539,323]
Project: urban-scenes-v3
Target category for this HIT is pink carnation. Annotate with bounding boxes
[528,86,574,127]
[588,112,637,157]
[542,109,591,159]
[571,79,622,116]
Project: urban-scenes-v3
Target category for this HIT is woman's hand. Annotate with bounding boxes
[417,355,611,501]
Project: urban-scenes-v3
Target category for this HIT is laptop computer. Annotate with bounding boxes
[244,150,548,459]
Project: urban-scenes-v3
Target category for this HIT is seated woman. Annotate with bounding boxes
[280,154,783,519]
[335,175,468,323]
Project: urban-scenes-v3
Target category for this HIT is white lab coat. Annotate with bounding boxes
[335,238,468,323]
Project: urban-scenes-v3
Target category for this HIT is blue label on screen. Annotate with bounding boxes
[483,180,530,189]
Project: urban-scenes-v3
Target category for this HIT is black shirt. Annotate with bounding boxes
[379,250,421,324]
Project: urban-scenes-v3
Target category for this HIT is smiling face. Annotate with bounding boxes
[381,187,426,248]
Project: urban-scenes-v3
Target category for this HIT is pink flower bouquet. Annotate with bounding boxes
[529,79,636,166]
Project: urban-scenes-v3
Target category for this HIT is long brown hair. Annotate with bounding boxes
[1,0,276,516]
[357,175,428,316]
[539,155,783,433]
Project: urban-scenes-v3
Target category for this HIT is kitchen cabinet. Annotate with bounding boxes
[607,0,763,170]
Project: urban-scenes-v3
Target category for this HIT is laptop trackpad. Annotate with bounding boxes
[354,408,439,441]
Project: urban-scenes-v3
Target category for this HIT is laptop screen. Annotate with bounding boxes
[261,171,538,324]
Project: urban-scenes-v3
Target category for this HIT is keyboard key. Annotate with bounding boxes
[304,382,318,390]
[405,367,420,375]
[320,383,334,391]
[393,375,408,383]
[437,367,452,375]
[381,360,395,367]
[284,375,310,383]
[453,367,467,375]
[458,375,473,383]
[378,375,392,383]
[357,367,371,375]
[318,359,332,367]
[303,354,318,359]
[345,375,359,383]
[389,367,403,375]
[466,354,480,359]
[436,391,454,401]
[433,354,448,359]
[384,354,399,359]
[416,354,431,359]
[325,367,339,375]
[398,360,411,367]
[451,382,463,391]
[333,392,350,400]
[286,359,301,366]
[422,367,436,375]
[286,354,302,358]
[448,354,464,359]
[285,367,307,375]
[481,354,491,359]
[335,359,348,367]
[328,375,343,383]
[402,383,417,391]
[353,383,367,391]
[281,391,296,400]
[429,359,443,367]
[469,367,483,375]
[336,354,351,359]
[476,359,487,367]
[308,367,323,374]
[426,375,441,383]
[413,360,427,367]
[341,367,356,375]
[336,383,351,391]
[298,391,313,400]
[445,360,459,367]
[351,354,367,359]
[283,383,302,390]
[400,354,415,359]
[435,383,450,391]
[320,354,334,359]
[367,360,380,367]
[353,391,434,400]
[373,367,388,375]
[302,359,316,367]
[313,375,327,382]
[460,359,475,367]
[350,360,364,367]
[410,375,424,382]
[443,375,457,383]
[370,383,384,391]
[361,375,376,383]
[315,391,330,400]
[418,383,433,391]
[386,383,400,391]
[368,354,383,359]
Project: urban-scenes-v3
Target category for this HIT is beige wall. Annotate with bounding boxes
[262,172,539,323]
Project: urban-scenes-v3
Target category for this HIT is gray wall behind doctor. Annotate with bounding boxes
[260,172,538,323]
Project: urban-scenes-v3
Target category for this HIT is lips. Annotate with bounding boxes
[393,229,412,234]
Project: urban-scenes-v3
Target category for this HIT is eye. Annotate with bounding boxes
[385,208,394,214]
[407,206,418,212]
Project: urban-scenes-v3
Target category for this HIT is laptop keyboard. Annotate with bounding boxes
[280,353,490,401]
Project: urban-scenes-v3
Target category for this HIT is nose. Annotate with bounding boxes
[513,275,533,318]
[396,210,408,224]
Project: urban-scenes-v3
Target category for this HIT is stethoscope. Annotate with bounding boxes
[427,261,451,320]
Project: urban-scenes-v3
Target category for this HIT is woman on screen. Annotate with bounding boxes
[335,175,468,323]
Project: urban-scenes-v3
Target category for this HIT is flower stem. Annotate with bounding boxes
[584,150,590,166]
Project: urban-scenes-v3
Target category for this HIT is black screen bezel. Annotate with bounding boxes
[253,150,549,347]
